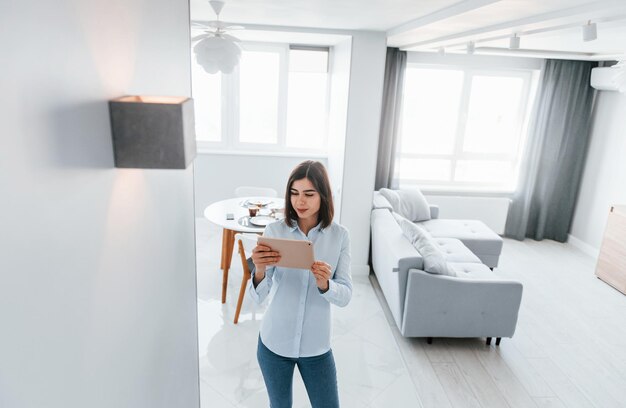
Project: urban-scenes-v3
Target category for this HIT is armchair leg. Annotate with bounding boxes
[426,337,433,344]
[495,337,501,346]
[486,337,492,346]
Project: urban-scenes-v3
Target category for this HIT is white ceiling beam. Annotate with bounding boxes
[470,46,626,61]
[191,19,359,35]
[421,14,626,51]
[397,0,626,49]
[386,0,501,37]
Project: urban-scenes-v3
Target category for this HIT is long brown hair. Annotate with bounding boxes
[284,161,334,229]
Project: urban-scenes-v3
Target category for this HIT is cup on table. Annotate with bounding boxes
[248,205,260,217]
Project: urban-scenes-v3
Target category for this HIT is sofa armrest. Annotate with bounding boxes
[372,191,393,210]
[401,269,523,337]
[371,208,423,274]
[371,208,423,330]
[429,204,439,219]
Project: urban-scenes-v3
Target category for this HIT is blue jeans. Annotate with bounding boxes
[257,337,340,408]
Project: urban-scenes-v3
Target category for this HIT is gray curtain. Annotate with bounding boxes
[505,59,597,242]
[375,48,406,190]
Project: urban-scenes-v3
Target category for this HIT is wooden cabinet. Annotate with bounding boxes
[596,205,626,295]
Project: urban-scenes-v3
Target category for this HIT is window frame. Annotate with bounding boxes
[192,42,331,156]
[397,64,538,193]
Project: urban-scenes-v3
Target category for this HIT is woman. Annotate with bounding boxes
[248,160,352,408]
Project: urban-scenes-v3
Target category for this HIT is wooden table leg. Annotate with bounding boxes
[234,239,252,324]
[220,229,228,270]
[221,229,236,304]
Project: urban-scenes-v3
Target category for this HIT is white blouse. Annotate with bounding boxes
[247,219,352,358]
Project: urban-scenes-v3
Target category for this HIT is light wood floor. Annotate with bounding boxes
[371,237,626,408]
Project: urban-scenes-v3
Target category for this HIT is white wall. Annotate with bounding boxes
[339,32,387,274]
[570,90,626,256]
[326,37,352,222]
[193,153,327,214]
[0,1,199,407]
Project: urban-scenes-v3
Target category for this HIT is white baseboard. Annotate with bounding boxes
[351,264,371,277]
[568,234,600,260]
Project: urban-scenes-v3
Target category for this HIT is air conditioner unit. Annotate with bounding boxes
[590,62,626,92]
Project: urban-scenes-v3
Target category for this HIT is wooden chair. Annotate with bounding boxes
[233,233,259,324]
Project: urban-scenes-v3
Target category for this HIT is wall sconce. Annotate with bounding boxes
[108,96,197,169]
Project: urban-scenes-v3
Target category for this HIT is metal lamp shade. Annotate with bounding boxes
[109,96,197,169]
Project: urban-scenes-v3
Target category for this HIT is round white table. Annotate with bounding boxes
[204,196,285,305]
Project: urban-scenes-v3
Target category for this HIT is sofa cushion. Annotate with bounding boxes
[447,262,496,279]
[392,212,431,243]
[391,213,455,277]
[433,238,481,263]
[380,188,431,222]
[417,235,456,277]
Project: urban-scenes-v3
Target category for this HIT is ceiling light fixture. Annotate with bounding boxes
[582,20,597,42]
[467,41,475,55]
[192,1,243,74]
[509,34,520,49]
[438,47,445,55]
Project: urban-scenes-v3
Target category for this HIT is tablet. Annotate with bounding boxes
[258,237,315,270]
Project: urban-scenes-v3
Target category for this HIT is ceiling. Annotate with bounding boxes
[190,0,626,60]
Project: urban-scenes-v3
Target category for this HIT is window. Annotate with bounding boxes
[397,66,539,192]
[191,62,221,142]
[286,49,329,150]
[191,44,330,154]
[238,48,281,144]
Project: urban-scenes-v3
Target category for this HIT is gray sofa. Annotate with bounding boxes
[371,191,523,344]
[373,192,503,268]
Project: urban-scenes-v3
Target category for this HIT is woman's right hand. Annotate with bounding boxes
[251,244,281,275]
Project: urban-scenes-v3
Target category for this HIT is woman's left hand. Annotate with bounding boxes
[311,261,332,292]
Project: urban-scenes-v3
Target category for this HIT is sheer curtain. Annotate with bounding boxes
[374,47,407,190]
[505,59,597,242]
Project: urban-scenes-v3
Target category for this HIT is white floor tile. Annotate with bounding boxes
[200,380,237,408]
[332,332,405,405]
